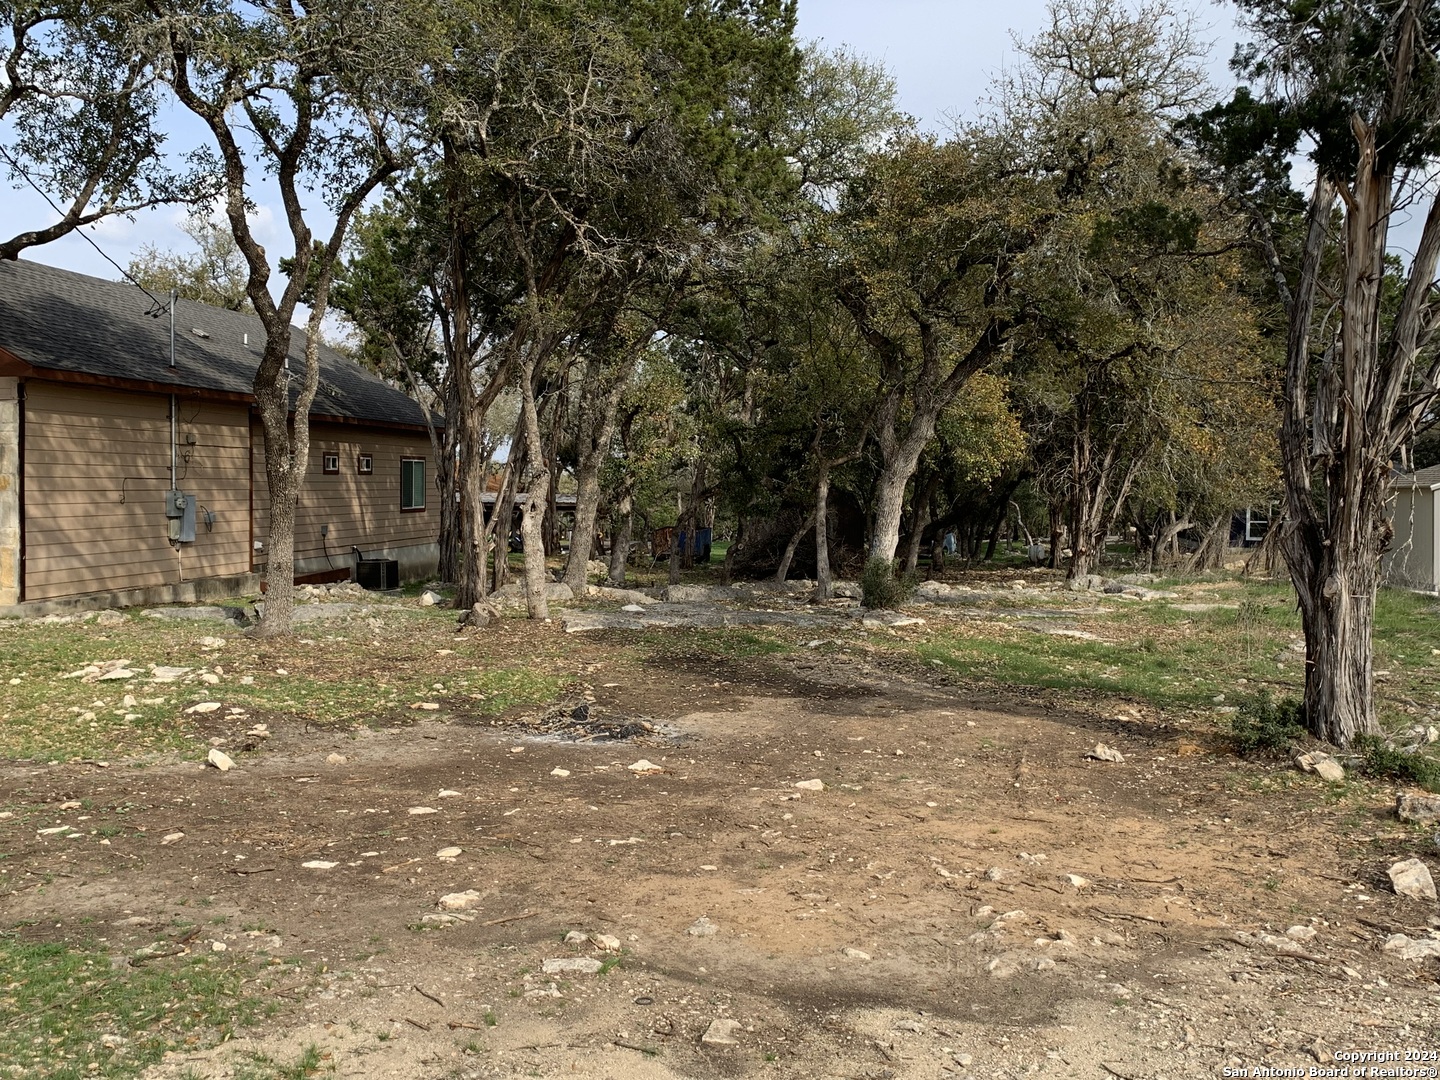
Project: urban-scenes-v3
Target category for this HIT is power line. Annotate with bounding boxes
[0,142,171,316]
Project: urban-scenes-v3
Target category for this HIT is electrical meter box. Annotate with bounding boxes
[165,491,196,543]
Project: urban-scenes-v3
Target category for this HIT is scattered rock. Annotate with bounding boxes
[161,832,185,845]
[541,957,603,975]
[1087,744,1125,763]
[985,867,1009,882]
[302,860,338,870]
[186,701,222,715]
[1063,874,1091,888]
[198,636,226,650]
[550,768,571,778]
[627,759,663,774]
[860,611,926,628]
[1382,933,1440,961]
[841,947,871,961]
[435,847,462,859]
[1397,791,1440,824]
[438,890,482,912]
[437,789,461,798]
[199,672,221,686]
[794,778,825,792]
[563,930,589,944]
[95,610,126,627]
[686,916,719,937]
[326,753,348,765]
[206,748,234,772]
[1294,750,1346,783]
[591,933,622,952]
[701,1018,741,1046]
[98,668,136,681]
[410,702,441,711]
[1388,858,1437,901]
[419,591,441,607]
[151,666,192,683]
[1285,925,1317,941]
[409,806,439,816]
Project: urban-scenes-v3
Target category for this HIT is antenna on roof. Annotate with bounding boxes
[169,289,176,369]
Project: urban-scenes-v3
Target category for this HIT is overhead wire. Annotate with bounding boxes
[0,142,172,317]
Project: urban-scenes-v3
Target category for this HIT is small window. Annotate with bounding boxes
[322,451,339,475]
[357,453,373,475]
[401,458,426,511]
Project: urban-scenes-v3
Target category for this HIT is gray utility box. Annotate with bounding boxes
[165,490,196,543]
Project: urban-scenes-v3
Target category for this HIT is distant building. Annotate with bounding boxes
[1385,466,1440,592]
[0,259,440,611]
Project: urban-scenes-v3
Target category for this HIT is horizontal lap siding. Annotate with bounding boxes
[252,423,435,567]
[23,383,252,600]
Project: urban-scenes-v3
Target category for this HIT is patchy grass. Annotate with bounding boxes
[910,576,1440,732]
[231,1044,334,1080]
[0,935,256,1080]
[0,605,568,762]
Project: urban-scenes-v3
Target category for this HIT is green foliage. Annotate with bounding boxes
[1231,691,1306,756]
[860,559,915,610]
[1354,736,1440,793]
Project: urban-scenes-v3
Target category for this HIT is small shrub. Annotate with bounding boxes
[1231,691,1306,756]
[860,558,916,610]
[1354,736,1440,792]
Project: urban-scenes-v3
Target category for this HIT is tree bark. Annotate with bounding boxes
[903,472,941,574]
[775,509,817,584]
[561,356,633,592]
[606,488,633,586]
[518,353,550,620]
[814,468,834,600]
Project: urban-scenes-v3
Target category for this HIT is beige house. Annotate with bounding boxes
[1386,466,1440,593]
[0,259,440,611]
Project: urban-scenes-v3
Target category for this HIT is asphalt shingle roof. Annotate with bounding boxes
[1395,465,1440,489]
[0,258,434,430]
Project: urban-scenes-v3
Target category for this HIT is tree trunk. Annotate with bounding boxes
[1290,547,1380,745]
[606,489,633,586]
[868,411,939,564]
[518,355,550,620]
[902,472,940,575]
[721,516,744,585]
[814,470,833,600]
[561,362,631,592]
[775,509,817,584]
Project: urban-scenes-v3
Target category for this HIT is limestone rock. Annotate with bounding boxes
[794,778,825,792]
[1294,751,1346,783]
[437,890,482,911]
[1087,744,1125,763]
[686,916,719,937]
[1397,792,1440,824]
[419,591,440,607]
[1383,933,1440,961]
[541,957,602,975]
[701,1019,741,1046]
[206,748,234,772]
[1388,858,1437,901]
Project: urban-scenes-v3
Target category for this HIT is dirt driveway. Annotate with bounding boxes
[3,620,1438,1079]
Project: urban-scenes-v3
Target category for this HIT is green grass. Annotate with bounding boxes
[911,577,1440,732]
[0,604,568,761]
[0,935,257,1080]
[232,1044,333,1080]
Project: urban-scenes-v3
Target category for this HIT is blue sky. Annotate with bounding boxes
[3,1,1246,291]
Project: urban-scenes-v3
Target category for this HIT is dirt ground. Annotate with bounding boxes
[4,615,1439,1080]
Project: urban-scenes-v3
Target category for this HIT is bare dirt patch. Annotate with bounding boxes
[2,615,1437,1080]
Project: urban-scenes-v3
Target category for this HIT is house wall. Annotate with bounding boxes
[20,382,252,602]
[252,421,438,582]
[0,378,19,606]
[1385,487,1437,591]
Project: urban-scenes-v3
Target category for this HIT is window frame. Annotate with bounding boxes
[321,451,339,475]
[357,453,373,475]
[400,457,427,512]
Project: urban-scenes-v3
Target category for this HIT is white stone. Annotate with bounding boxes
[541,957,602,975]
[841,947,871,961]
[794,778,825,791]
[435,847,462,859]
[161,832,185,845]
[302,860,338,870]
[701,1019,741,1046]
[1087,744,1125,763]
[627,759,663,774]
[1383,934,1440,961]
[410,702,441,710]
[686,916,719,937]
[419,591,441,606]
[408,806,438,815]
[550,768,571,778]
[1285,925,1317,941]
[326,753,347,765]
[186,701,222,714]
[206,748,234,772]
[438,890,482,911]
[591,933,622,952]
[1388,858,1437,901]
